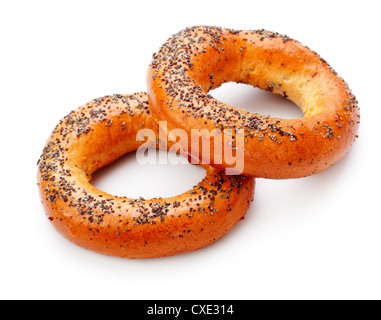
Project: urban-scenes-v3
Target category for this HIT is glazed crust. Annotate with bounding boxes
[147,26,360,179]
[37,93,255,259]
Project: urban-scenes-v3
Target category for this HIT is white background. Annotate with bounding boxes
[1,0,380,300]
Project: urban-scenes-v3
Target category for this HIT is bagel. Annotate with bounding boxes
[37,93,255,259]
[147,26,360,179]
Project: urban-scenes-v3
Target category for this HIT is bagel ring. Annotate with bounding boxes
[147,26,360,179]
[37,93,255,259]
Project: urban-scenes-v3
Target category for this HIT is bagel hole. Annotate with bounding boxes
[210,82,304,119]
[90,149,206,199]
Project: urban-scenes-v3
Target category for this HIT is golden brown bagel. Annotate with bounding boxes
[147,26,360,179]
[37,93,255,259]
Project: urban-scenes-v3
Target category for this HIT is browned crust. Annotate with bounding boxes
[147,26,360,179]
[37,93,255,259]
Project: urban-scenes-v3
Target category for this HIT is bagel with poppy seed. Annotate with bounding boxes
[147,26,360,179]
[37,93,255,259]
